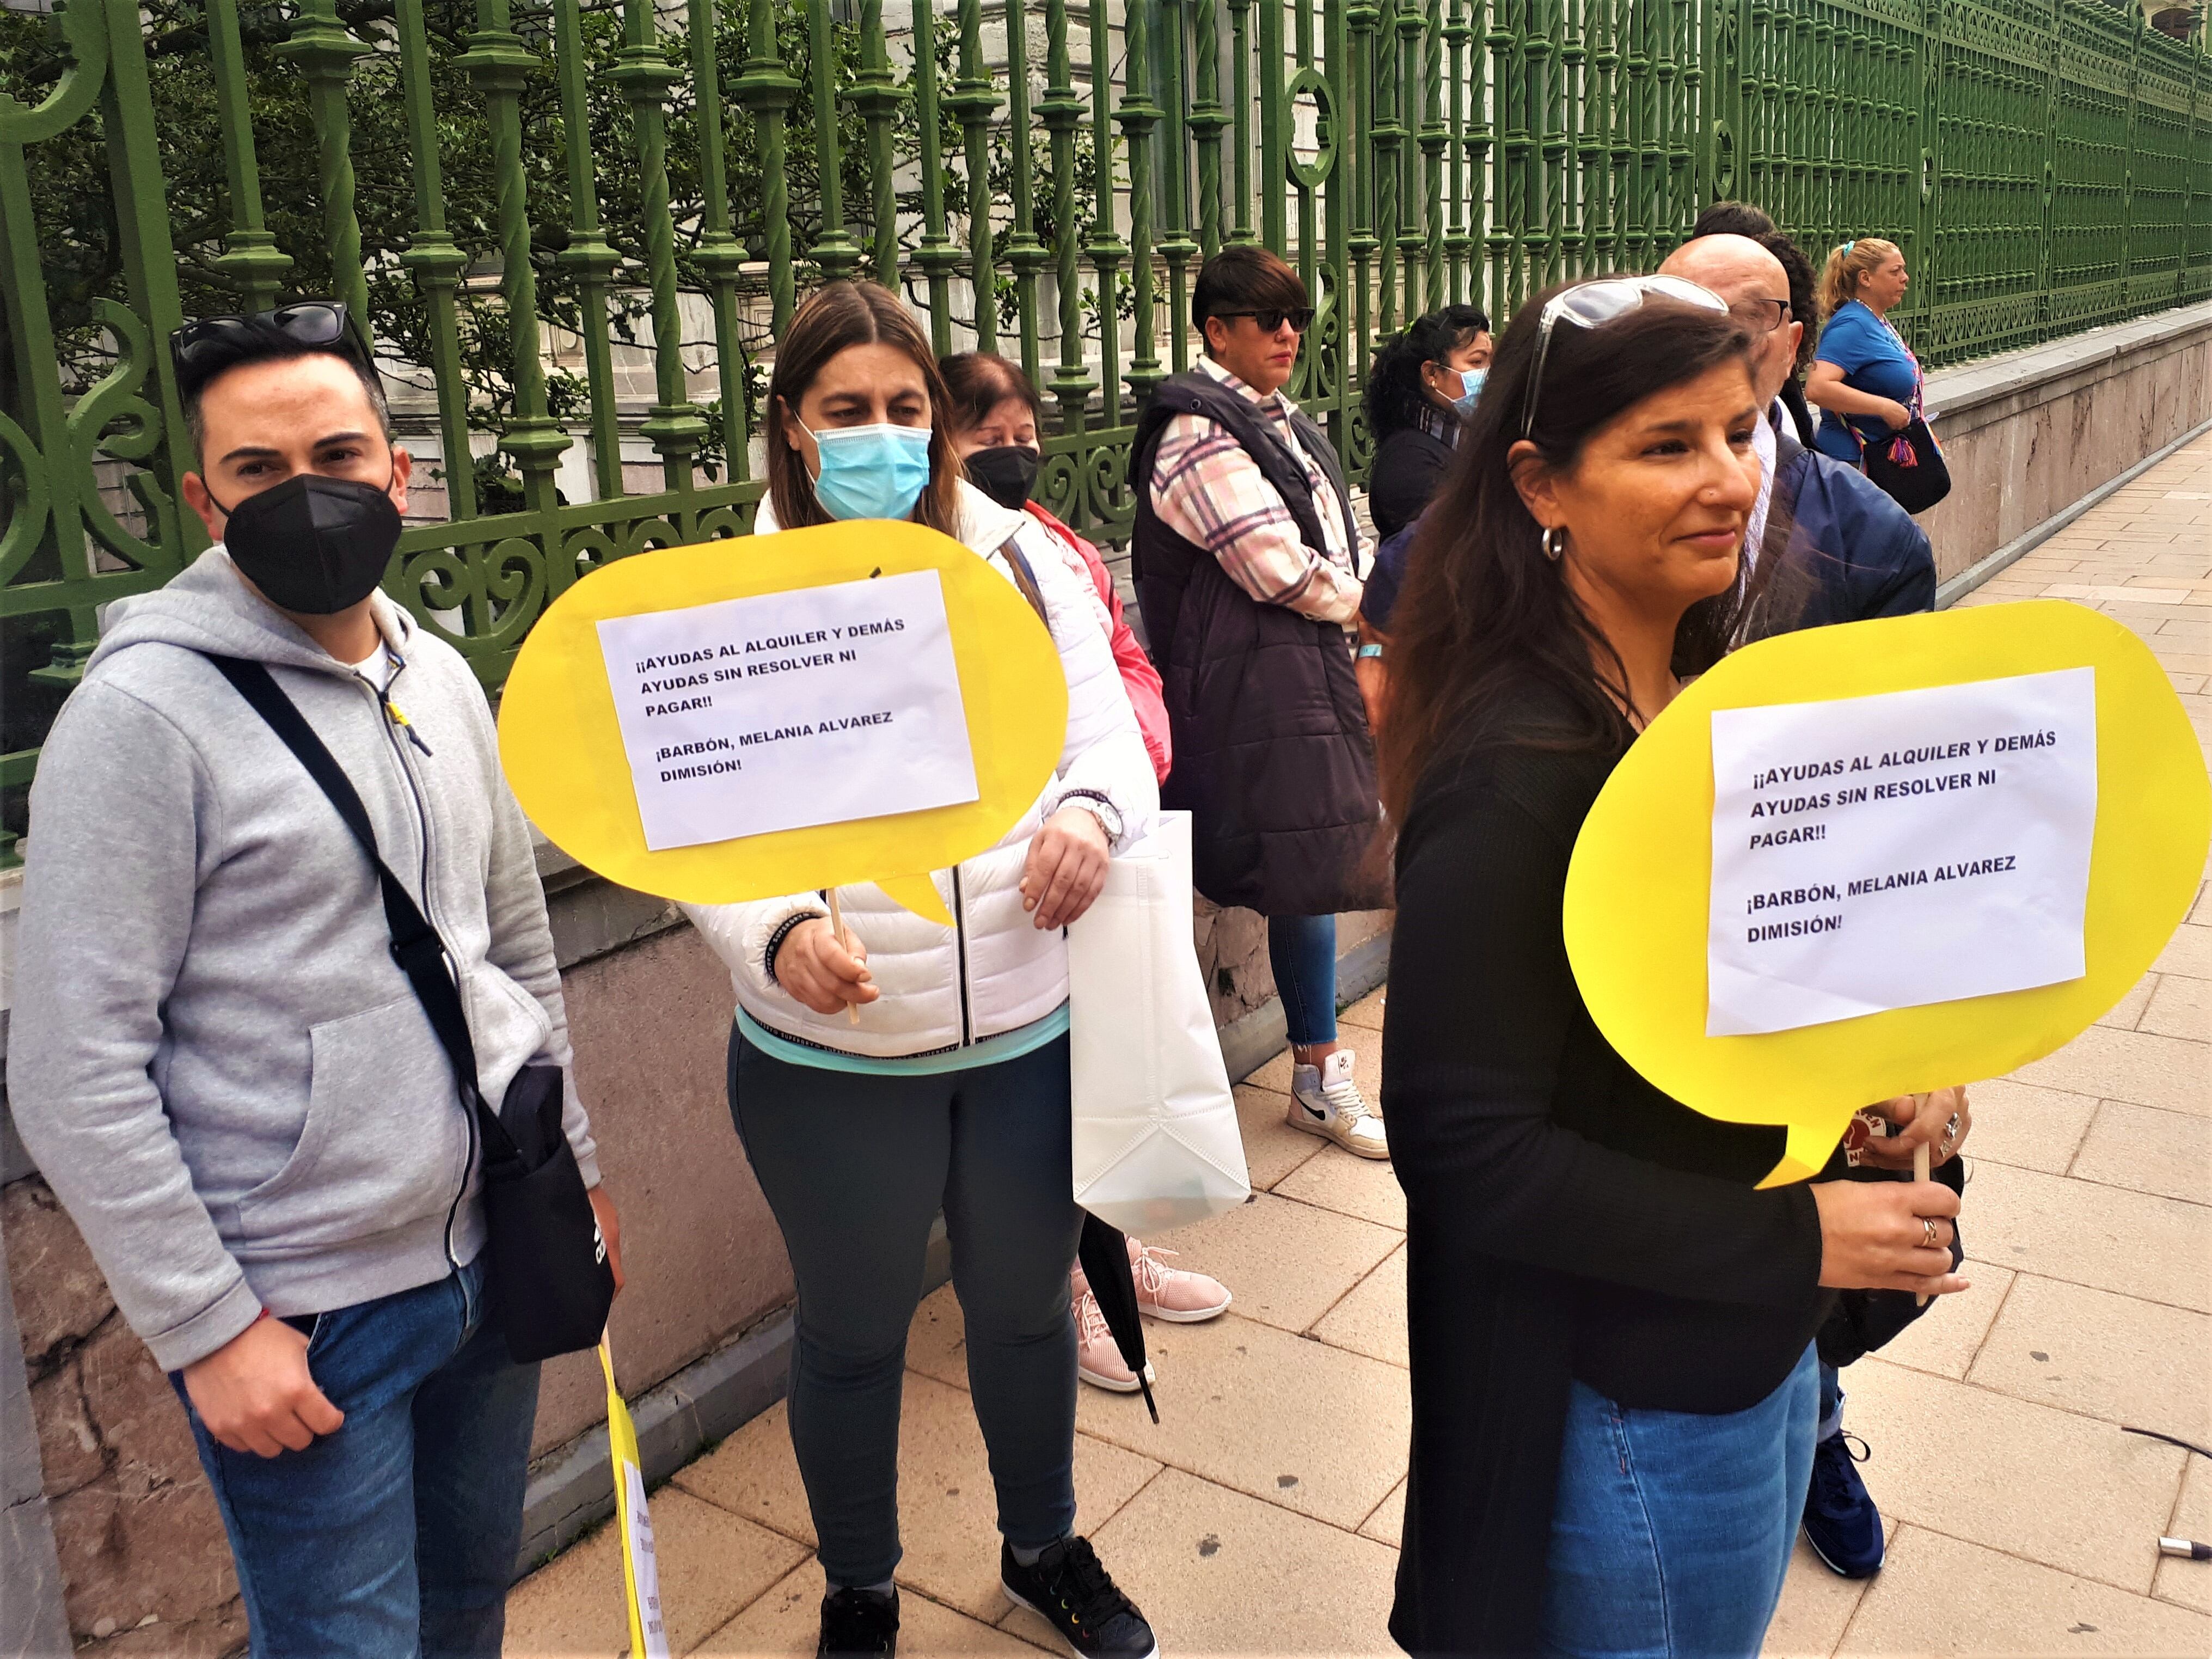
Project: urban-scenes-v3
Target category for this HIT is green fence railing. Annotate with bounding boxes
[3,0,2209,854]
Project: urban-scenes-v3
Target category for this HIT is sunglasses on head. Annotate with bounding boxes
[1212,307,1316,335]
[171,301,370,402]
[1517,275,1728,442]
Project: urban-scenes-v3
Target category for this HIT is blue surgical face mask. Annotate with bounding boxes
[802,419,934,521]
[1451,366,1488,419]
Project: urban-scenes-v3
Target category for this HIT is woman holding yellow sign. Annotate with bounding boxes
[682,283,1161,1659]
[1373,278,1969,1659]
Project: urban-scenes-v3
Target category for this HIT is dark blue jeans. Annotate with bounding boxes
[1541,1343,1820,1658]
[1267,913,1338,1047]
[730,1028,1083,1588]
[173,1257,540,1659]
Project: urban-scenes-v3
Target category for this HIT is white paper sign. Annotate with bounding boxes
[1706,668,2097,1036]
[596,570,980,851]
[622,1459,671,1659]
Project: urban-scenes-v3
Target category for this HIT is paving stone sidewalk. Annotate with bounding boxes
[503,435,2212,1657]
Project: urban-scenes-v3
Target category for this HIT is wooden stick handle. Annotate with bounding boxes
[829,889,860,1026]
[1914,1137,1933,1306]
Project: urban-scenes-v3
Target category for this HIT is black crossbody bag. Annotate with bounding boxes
[205,654,615,1363]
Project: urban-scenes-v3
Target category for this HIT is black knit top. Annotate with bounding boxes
[1383,678,1830,1656]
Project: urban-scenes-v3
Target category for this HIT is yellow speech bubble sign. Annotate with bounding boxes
[498,521,1068,927]
[1564,600,2209,1187]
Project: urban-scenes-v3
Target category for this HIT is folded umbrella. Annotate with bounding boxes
[1077,1213,1157,1423]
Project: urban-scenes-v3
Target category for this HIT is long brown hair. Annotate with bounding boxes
[765,280,964,537]
[1376,282,1755,824]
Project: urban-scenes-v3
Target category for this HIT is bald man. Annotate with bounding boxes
[1659,232,1947,1588]
[1660,233,1934,633]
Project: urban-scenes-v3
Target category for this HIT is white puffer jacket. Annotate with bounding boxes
[684,480,1159,1058]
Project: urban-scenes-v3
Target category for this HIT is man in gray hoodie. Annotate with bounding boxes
[7,303,621,1658]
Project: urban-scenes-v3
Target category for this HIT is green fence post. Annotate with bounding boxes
[275,0,372,332]
[1040,0,1095,434]
[1088,0,1129,427]
[1193,0,1229,259]
[608,0,706,503]
[1004,0,1050,384]
[551,0,625,504]
[397,0,484,520]
[810,0,864,281]
[1158,0,1199,375]
[457,0,572,527]
[913,0,959,355]
[1122,0,1165,406]
[1229,0,1257,243]
[735,0,800,335]
[691,0,753,483]
[949,0,1002,350]
[854,0,906,288]
[207,0,292,311]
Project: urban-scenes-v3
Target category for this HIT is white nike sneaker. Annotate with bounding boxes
[1286,1049,1389,1159]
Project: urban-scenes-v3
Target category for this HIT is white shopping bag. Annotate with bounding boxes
[1067,811,1251,1232]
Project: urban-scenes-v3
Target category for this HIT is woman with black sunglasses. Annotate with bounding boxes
[1376,278,1969,1657]
[1128,245,1389,1165]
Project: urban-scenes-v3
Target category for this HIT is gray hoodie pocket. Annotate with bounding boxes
[237,994,469,1252]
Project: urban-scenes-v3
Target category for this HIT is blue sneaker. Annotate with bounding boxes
[1802,1430,1885,1577]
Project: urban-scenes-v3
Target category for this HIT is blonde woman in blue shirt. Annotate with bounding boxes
[1805,237,1919,466]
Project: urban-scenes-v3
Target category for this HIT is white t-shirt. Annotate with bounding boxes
[1746,401,1781,571]
[351,646,395,694]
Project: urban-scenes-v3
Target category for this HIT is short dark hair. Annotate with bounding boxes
[1364,304,1492,439]
[1761,230,1821,376]
[1192,246,1309,354]
[177,319,391,463]
[1690,200,1777,241]
[938,352,1041,434]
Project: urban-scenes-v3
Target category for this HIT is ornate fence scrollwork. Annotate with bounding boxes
[2,0,2205,853]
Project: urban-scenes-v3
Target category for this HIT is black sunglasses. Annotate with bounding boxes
[1211,307,1315,335]
[171,301,370,401]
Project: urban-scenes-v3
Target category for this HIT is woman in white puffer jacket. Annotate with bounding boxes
[683,281,1160,1659]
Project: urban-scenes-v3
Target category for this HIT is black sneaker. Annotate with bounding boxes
[1001,1536,1158,1659]
[817,1585,898,1657]
[1802,1430,1885,1578]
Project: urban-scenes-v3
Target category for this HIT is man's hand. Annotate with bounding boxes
[774,917,879,1017]
[1021,808,1111,929]
[182,1316,345,1458]
[589,1185,625,1296]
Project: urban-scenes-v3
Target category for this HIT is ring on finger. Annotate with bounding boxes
[1940,1111,1960,1155]
[1921,1216,1941,1250]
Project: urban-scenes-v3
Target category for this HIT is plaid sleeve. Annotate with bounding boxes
[1149,413,1363,625]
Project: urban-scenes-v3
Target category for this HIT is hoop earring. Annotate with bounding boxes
[1542,525,1567,562]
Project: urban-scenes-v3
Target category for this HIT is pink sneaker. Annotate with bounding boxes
[1070,1276,1150,1393]
[1126,1237,1232,1323]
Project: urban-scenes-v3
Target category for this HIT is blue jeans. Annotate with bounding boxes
[1268,913,1338,1047]
[1818,1361,1845,1442]
[173,1257,540,1659]
[1542,1343,1819,1659]
[730,1029,1083,1588]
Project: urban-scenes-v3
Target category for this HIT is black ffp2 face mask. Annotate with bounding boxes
[216,473,402,615]
[965,445,1043,512]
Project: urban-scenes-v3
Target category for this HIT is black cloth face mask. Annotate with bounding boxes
[965,445,1043,512]
[214,473,403,615]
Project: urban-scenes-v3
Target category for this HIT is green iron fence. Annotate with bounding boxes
[3,0,2209,854]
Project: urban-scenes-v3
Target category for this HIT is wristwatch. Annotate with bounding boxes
[1056,788,1124,848]
[1356,642,1384,660]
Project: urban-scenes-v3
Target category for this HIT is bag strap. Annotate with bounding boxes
[200,654,516,1158]
[994,535,1054,633]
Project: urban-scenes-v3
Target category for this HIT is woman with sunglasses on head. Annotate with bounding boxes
[1129,246,1388,1162]
[683,282,1160,1659]
[1377,277,1969,1658]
